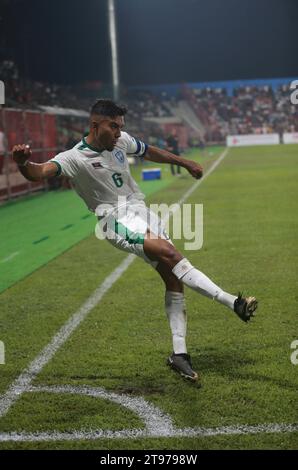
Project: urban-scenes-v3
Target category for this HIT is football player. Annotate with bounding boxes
[12,99,258,383]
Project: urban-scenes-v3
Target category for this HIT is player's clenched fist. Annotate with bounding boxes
[12,144,32,165]
[186,160,203,179]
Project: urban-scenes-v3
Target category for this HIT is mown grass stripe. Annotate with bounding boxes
[0,252,20,263]
[33,236,49,245]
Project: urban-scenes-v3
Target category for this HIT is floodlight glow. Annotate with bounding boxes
[108,0,119,100]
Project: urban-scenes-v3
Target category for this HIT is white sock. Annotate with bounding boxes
[172,258,236,310]
[165,291,187,354]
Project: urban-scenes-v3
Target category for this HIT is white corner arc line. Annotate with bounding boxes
[30,385,175,436]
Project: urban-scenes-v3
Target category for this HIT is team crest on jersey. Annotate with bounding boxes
[114,150,125,164]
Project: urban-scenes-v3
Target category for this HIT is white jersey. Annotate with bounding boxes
[50,132,148,215]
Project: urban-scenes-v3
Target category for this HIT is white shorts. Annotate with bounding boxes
[98,201,172,268]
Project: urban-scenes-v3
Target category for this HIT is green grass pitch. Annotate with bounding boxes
[0,145,297,450]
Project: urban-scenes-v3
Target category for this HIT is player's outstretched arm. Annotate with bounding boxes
[12,144,58,182]
[144,145,203,179]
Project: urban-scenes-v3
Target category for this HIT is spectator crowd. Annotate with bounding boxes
[183,84,297,141]
[1,59,297,146]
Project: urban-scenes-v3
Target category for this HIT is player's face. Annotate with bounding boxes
[94,116,124,151]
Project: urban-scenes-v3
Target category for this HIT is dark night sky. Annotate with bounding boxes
[1,0,298,86]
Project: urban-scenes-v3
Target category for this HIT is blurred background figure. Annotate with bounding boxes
[0,127,7,175]
[166,130,181,176]
[198,137,206,156]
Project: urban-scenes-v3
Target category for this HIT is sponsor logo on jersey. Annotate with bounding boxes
[92,162,103,168]
[114,150,125,164]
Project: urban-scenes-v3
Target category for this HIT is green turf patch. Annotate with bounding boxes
[1,145,297,449]
[0,392,143,433]
[0,148,215,293]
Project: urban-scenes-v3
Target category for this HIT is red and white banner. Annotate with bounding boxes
[283,133,298,144]
[0,108,58,200]
[227,134,280,147]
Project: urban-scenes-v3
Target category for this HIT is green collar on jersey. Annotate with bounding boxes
[80,134,104,153]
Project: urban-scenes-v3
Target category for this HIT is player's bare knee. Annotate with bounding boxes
[159,244,182,266]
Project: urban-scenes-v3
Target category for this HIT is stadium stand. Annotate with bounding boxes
[1,59,297,200]
[180,83,298,142]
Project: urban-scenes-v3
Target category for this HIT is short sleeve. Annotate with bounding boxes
[50,150,77,178]
[121,132,148,157]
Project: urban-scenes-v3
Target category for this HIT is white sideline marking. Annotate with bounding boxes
[0,422,297,442]
[0,255,135,417]
[0,385,296,442]
[177,148,229,206]
[0,423,297,442]
[1,252,20,263]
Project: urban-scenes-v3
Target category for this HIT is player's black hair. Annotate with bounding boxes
[90,99,127,118]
